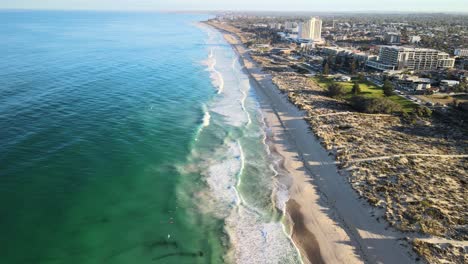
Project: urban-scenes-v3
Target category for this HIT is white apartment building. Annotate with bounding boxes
[384,32,401,44]
[367,46,455,71]
[298,17,322,41]
[408,35,421,44]
[437,52,456,69]
[284,21,297,30]
[454,48,468,57]
[269,23,282,30]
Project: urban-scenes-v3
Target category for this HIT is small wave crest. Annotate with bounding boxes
[194,104,211,141]
[202,104,211,128]
[203,47,225,94]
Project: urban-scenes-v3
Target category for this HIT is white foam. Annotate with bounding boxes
[204,142,242,217]
[235,140,246,206]
[225,207,299,264]
[239,78,252,126]
[195,104,211,141]
[193,24,301,263]
[203,48,225,95]
[208,51,250,127]
[202,104,211,128]
[208,57,225,94]
[203,141,299,264]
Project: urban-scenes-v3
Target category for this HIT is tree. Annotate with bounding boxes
[327,82,346,98]
[351,82,361,95]
[350,59,357,75]
[323,62,330,75]
[336,56,345,69]
[358,73,366,82]
[322,57,328,67]
[326,55,335,69]
[383,80,395,96]
[452,82,468,93]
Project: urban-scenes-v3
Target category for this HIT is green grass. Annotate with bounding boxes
[313,76,418,113]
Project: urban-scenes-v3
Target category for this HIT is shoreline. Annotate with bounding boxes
[204,21,419,264]
[199,24,303,263]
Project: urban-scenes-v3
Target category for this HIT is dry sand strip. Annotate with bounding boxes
[206,22,421,264]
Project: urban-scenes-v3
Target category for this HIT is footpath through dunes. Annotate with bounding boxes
[206,21,420,264]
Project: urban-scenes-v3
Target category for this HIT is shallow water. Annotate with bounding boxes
[0,11,300,264]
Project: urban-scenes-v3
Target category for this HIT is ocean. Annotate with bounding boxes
[0,11,300,264]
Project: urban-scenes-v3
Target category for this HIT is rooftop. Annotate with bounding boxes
[381,46,440,52]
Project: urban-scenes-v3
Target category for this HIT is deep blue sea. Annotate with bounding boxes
[0,10,300,263]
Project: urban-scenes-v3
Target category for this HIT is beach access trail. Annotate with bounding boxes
[206,22,418,264]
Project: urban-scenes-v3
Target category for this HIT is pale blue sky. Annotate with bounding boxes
[0,0,467,12]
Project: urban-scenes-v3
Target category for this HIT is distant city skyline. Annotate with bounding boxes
[1,0,467,13]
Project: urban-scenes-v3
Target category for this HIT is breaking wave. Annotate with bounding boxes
[182,23,301,264]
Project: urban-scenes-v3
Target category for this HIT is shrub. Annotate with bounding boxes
[383,80,395,96]
[350,95,403,114]
[351,82,361,95]
[327,82,346,98]
[323,62,330,75]
[413,105,432,118]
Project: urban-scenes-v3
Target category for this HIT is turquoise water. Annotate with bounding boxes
[0,11,300,263]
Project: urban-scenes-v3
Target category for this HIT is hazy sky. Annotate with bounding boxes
[0,0,467,12]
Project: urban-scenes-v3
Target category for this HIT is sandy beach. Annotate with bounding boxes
[206,21,420,264]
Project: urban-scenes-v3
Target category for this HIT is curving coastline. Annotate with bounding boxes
[203,20,420,264]
[196,23,302,263]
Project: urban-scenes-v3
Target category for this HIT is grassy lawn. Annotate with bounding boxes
[313,76,417,113]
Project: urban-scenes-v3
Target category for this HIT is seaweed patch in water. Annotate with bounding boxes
[152,251,204,261]
[144,240,179,251]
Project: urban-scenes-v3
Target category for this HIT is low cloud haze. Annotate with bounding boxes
[0,0,467,12]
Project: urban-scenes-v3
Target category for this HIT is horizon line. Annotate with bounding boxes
[1,8,467,14]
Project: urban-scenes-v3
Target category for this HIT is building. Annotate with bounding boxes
[440,80,460,91]
[384,32,401,44]
[395,75,432,91]
[300,42,315,52]
[335,75,352,82]
[437,52,456,69]
[284,22,298,33]
[252,23,268,29]
[408,35,421,44]
[366,46,455,71]
[333,34,348,41]
[322,46,346,56]
[270,48,293,55]
[322,46,372,62]
[454,49,468,57]
[269,23,282,30]
[298,17,322,41]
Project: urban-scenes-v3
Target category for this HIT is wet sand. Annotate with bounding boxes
[286,199,325,264]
